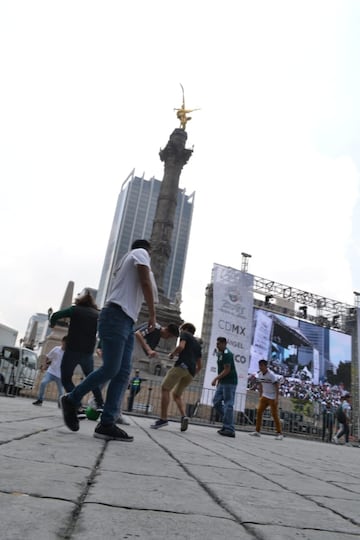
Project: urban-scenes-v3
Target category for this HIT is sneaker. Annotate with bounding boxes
[180,416,189,432]
[32,399,43,406]
[95,401,104,414]
[218,429,235,438]
[77,407,87,420]
[345,442,352,447]
[332,436,338,444]
[60,394,79,432]
[249,431,261,437]
[150,419,168,429]
[275,434,283,440]
[116,415,131,426]
[94,423,134,442]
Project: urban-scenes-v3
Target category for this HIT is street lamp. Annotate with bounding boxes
[241,252,252,273]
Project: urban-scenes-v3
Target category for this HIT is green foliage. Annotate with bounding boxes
[325,361,351,390]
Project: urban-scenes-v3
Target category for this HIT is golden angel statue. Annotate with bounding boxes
[174,84,200,130]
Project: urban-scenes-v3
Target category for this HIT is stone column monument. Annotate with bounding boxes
[150,127,193,300]
[135,91,198,375]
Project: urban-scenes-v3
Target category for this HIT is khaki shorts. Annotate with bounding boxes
[161,366,193,397]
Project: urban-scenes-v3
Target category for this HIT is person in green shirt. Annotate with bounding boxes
[211,337,238,438]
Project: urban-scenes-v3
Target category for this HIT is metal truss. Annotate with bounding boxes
[252,274,355,332]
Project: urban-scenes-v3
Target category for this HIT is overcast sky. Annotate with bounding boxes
[1,0,360,340]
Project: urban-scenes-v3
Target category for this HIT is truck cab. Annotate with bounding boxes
[0,346,39,395]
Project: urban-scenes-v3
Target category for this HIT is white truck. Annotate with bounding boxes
[0,323,18,347]
[0,345,39,395]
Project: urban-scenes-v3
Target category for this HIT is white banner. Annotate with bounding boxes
[201,264,254,411]
[249,309,273,373]
[312,348,320,385]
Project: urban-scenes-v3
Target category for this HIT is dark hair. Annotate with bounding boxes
[75,289,98,309]
[62,335,68,342]
[131,239,151,251]
[216,337,227,344]
[259,359,268,366]
[167,323,180,337]
[181,322,196,335]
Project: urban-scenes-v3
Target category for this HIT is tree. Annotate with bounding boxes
[325,362,351,390]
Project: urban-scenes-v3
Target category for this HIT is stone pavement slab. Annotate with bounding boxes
[0,396,359,540]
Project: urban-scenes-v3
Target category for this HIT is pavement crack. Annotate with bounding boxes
[56,442,107,539]
[142,427,262,539]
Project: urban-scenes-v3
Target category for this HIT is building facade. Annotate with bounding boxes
[97,170,195,308]
[24,313,49,350]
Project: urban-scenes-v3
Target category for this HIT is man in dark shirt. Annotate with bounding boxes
[50,289,104,414]
[151,322,202,432]
[135,323,179,357]
[211,337,238,437]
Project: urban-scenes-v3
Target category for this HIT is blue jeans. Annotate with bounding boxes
[68,304,134,425]
[213,383,237,432]
[38,372,63,400]
[61,349,104,407]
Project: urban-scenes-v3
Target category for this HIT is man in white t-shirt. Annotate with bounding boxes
[33,335,66,406]
[249,359,283,440]
[60,239,157,442]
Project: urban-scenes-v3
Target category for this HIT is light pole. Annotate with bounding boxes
[241,252,252,273]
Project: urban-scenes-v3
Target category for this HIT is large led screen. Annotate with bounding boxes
[249,308,351,386]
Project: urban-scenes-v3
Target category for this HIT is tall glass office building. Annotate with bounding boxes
[97,170,195,308]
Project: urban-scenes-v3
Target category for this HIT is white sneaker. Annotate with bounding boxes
[275,434,283,440]
[249,431,261,437]
[332,436,338,444]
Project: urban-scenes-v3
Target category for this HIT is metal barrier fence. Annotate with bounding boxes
[4,372,357,442]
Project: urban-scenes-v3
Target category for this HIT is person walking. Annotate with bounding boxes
[50,289,104,416]
[127,369,143,412]
[249,359,283,440]
[333,393,352,446]
[211,337,238,438]
[60,239,157,442]
[150,322,202,432]
[33,335,67,406]
[321,400,334,443]
[117,322,179,422]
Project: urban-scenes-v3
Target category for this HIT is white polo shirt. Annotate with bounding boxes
[257,368,279,399]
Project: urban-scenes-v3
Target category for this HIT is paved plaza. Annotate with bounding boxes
[0,395,359,540]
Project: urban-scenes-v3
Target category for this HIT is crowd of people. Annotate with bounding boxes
[248,368,349,409]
